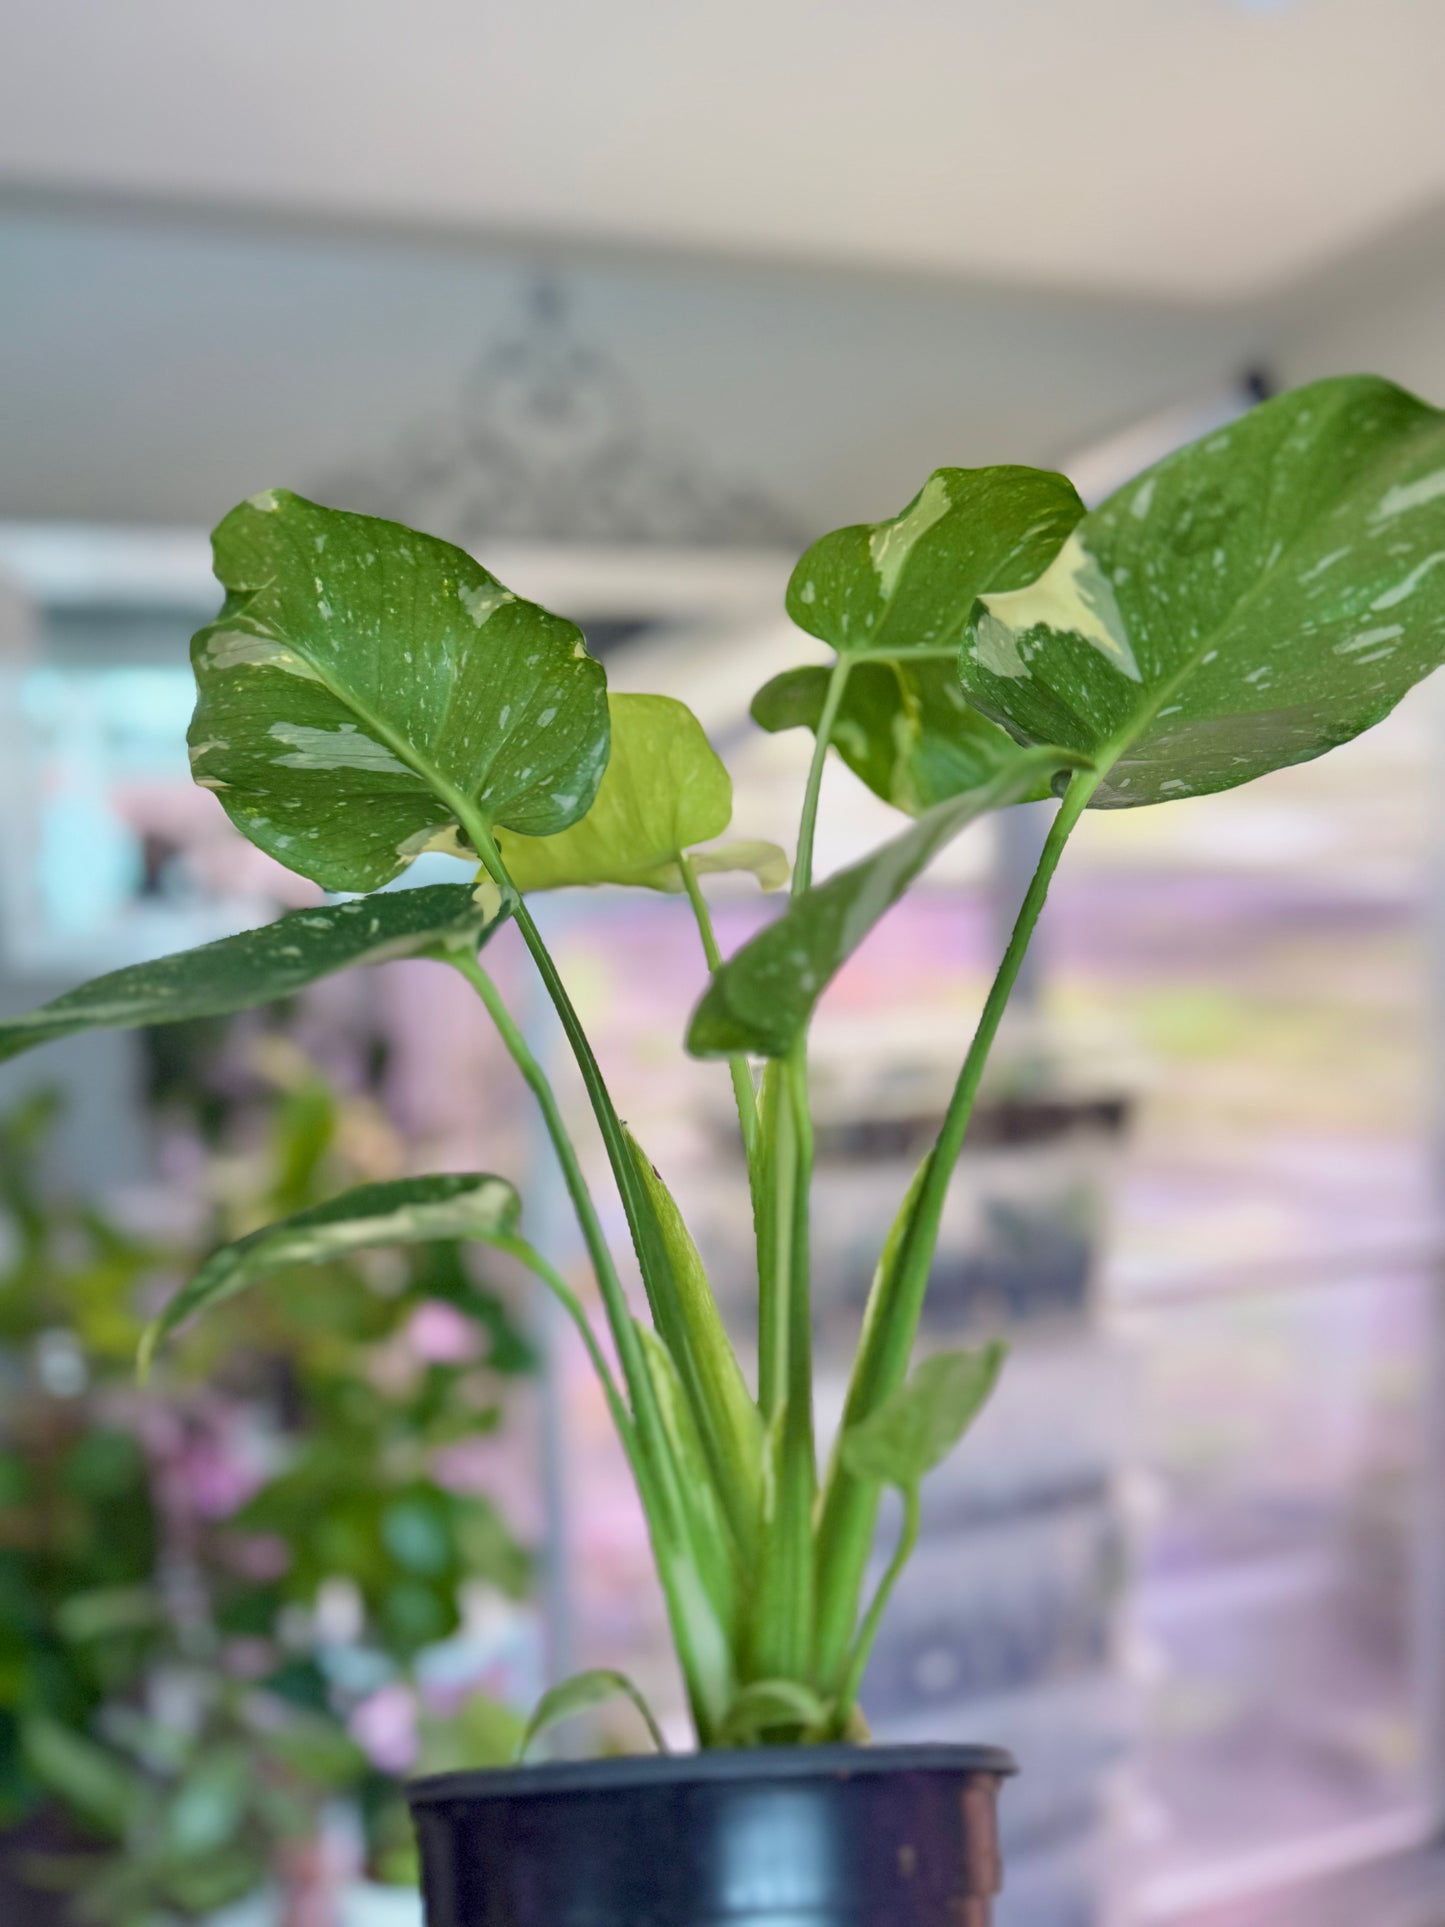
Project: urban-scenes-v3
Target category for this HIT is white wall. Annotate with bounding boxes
[1271,211,1445,407]
[0,204,1264,538]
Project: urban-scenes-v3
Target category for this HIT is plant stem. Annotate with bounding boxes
[449,943,728,1738]
[454,810,673,1332]
[813,765,1099,1684]
[756,1061,795,1421]
[832,1485,920,1724]
[447,951,639,1384]
[678,853,759,1175]
[792,656,851,898]
[745,653,849,1675]
[492,1233,635,1458]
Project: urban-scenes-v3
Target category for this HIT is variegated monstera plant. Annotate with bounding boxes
[5,375,1445,1751]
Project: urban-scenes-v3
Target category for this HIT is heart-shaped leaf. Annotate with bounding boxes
[140,1173,522,1371]
[788,466,1085,659]
[752,659,1048,815]
[686,745,1085,1059]
[961,375,1445,807]
[190,490,609,890]
[495,692,785,892]
[0,885,503,1066]
[755,467,1083,813]
[841,1343,1006,1491]
[517,1669,668,1761]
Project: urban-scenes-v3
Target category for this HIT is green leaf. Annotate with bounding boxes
[190,490,609,891]
[812,1156,933,1687]
[841,1343,1006,1490]
[496,692,785,892]
[686,745,1085,1059]
[140,1172,522,1370]
[961,376,1445,808]
[633,1322,741,1643]
[718,1679,833,1747]
[626,1134,764,1554]
[517,1669,669,1761]
[788,465,1084,659]
[753,659,1045,817]
[0,884,502,1066]
[756,467,1083,813]
[747,1398,815,1683]
[22,1716,137,1837]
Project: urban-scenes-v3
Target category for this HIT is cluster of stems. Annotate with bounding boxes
[439,657,1097,1741]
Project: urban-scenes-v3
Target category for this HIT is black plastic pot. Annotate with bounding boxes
[409,1742,1016,1926]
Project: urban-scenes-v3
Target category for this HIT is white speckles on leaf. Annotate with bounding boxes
[1299,546,1351,585]
[1372,468,1445,522]
[977,528,1142,683]
[869,473,952,600]
[1371,552,1445,611]
[459,580,516,625]
[799,580,817,605]
[971,611,1030,680]
[204,633,324,682]
[1335,625,1404,655]
[1130,477,1156,521]
[268,721,413,776]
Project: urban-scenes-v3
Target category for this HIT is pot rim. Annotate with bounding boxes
[408,1741,1016,1806]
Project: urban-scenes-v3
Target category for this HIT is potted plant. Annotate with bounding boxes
[3,373,1443,1925]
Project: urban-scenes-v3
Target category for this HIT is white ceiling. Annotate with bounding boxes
[3,0,1442,303]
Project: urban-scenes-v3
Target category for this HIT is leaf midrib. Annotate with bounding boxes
[229,607,491,842]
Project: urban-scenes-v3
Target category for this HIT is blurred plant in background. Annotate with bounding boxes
[0,1026,536,1925]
